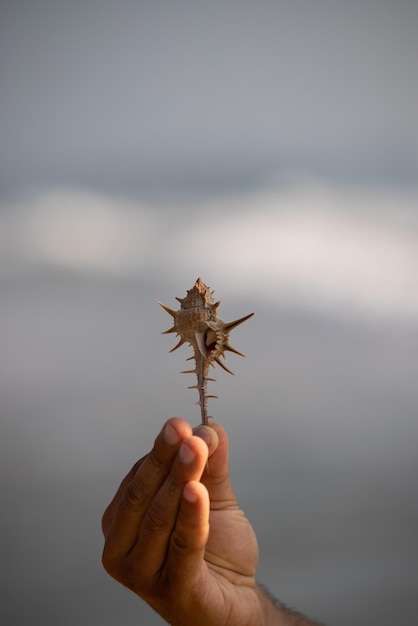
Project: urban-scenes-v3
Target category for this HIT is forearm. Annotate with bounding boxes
[256,584,324,626]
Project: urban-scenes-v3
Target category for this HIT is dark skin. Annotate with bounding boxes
[102,418,322,626]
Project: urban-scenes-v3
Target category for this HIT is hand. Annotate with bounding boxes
[101,418,261,625]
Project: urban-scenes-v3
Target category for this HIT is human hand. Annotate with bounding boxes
[101,417,261,625]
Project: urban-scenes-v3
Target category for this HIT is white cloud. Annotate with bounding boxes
[2,182,418,321]
[168,184,418,320]
[0,189,160,273]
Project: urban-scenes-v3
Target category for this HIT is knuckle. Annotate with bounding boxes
[101,550,138,592]
[120,476,148,515]
[148,447,167,475]
[169,528,189,556]
[143,500,170,533]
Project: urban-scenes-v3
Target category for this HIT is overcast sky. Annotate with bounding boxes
[1,5,418,624]
[1,0,418,195]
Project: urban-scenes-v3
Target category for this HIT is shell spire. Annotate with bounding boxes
[159,277,253,425]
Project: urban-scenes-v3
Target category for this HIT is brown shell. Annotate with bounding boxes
[159,277,253,425]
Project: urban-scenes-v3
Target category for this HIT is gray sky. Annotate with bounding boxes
[1,0,418,194]
[1,5,418,624]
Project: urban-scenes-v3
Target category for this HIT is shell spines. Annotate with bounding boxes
[160,278,253,425]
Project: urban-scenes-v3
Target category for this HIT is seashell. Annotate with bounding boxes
[159,277,253,425]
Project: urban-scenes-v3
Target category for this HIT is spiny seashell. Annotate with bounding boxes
[159,277,253,425]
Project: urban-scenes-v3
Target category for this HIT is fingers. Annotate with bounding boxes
[134,435,210,577]
[102,418,219,584]
[102,418,192,562]
[102,417,235,598]
[101,456,145,535]
[164,480,210,590]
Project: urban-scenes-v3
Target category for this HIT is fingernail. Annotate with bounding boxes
[179,442,195,464]
[194,427,211,447]
[164,423,180,445]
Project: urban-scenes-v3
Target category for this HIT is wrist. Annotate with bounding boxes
[255,584,323,626]
[256,584,282,625]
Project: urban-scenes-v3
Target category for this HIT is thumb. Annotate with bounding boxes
[194,422,236,504]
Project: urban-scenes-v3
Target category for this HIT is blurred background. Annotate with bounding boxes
[1,2,417,625]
